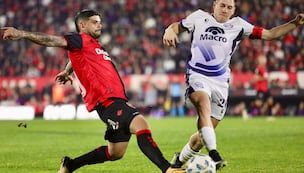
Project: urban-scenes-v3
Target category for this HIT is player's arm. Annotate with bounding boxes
[64,61,73,75]
[2,27,67,47]
[163,22,187,47]
[261,13,304,40]
[55,61,73,85]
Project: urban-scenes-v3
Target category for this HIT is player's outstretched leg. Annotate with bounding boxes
[130,114,185,173]
[132,117,169,171]
[57,146,111,173]
[58,156,72,173]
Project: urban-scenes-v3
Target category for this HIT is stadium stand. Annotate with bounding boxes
[0,0,303,117]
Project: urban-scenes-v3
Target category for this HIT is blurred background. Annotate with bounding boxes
[0,0,303,120]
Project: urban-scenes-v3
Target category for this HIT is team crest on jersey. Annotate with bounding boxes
[116,109,123,116]
[194,81,204,88]
[95,48,111,61]
[200,26,227,42]
[223,23,233,29]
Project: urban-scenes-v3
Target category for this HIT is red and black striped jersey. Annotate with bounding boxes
[64,33,127,112]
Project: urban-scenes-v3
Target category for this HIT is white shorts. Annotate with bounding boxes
[186,72,229,120]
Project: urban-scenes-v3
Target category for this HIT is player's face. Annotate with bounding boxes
[213,0,235,23]
[83,15,103,39]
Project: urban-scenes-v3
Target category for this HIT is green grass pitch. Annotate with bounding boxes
[0,117,303,173]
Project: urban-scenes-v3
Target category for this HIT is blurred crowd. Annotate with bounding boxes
[0,0,304,116]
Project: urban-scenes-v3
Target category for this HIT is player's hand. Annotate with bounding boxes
[163,27,179,47]
[293,13,304,26]
[1,27,23,40]
[55,71,73,85]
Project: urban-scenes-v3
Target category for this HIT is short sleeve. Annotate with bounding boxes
[237,17,255,36]
[181,9,206,33]
[64,33,83,51]
[238,17,264,39]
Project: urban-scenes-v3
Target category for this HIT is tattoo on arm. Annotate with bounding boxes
[65,61,73,75]
[22,31,67,47]
[290,19,299,27]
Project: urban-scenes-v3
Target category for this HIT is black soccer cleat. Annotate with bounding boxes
[209,150,227,170]
[171,152,184,168]
[58,156,72,173]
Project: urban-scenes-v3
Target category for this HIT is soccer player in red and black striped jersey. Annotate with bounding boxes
[2,9,183,173]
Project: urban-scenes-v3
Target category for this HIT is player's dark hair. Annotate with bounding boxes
[74,9,101,32]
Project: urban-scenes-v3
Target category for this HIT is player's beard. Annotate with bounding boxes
[91,30,101,39]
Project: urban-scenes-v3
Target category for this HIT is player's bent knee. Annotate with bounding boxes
[109,152,124,161]
[108,142,128,161]
[130,114,149,134]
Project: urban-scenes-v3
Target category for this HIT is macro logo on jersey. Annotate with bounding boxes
[200,26,227,43]
[206,27,224,35]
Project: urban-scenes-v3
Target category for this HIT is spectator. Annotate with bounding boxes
[296,101,304,116]
[1,1,303,78]
[168,76,184,117]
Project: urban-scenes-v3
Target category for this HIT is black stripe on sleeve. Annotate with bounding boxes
[64,33,83,51]
[180,21,191,33]
[229,28,244,56]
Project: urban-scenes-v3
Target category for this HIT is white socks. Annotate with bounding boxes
[178,126,217,163]
[199,126,217,151]
[179,143,199,163]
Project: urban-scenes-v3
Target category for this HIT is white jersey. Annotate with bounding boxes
[181,9,255,82]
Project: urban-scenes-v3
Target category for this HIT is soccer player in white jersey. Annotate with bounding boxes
[163,0,304,170]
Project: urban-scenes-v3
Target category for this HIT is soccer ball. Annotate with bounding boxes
[186,154,216,173]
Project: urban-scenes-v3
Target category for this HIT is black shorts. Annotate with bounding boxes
[257,91,270,101]
[171,96,181,103]
[96,99,140,143]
